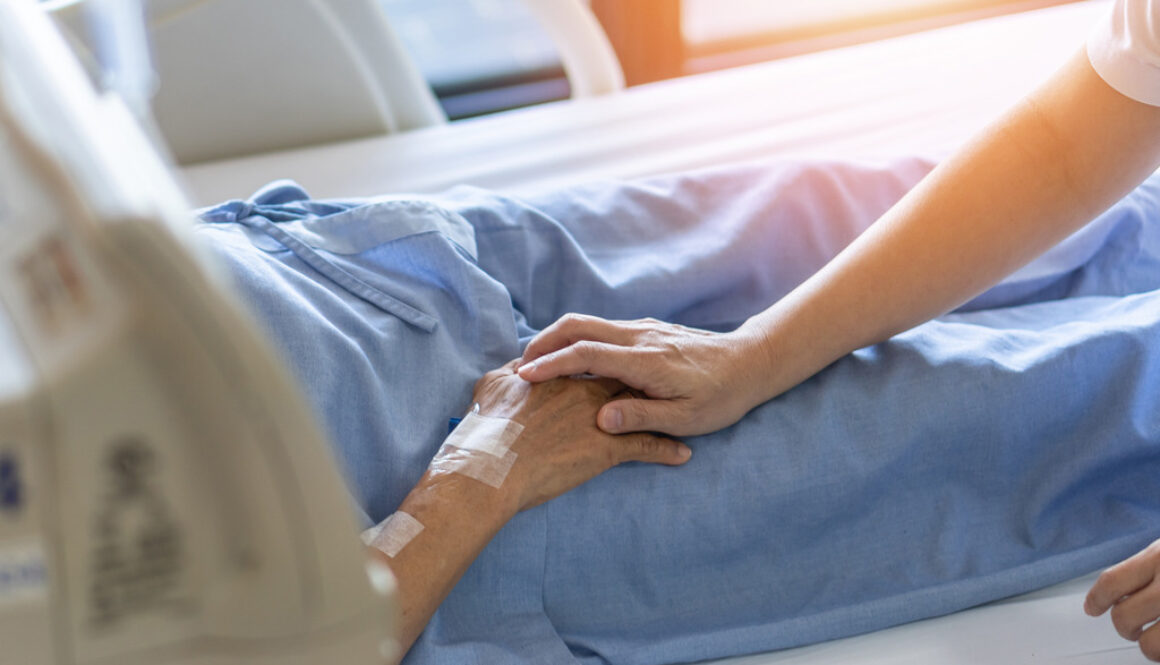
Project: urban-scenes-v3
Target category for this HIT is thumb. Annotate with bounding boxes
[598,398,687,435]
[618,433,693,466]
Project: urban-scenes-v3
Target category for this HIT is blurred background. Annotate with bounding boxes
[381,0,1080,120]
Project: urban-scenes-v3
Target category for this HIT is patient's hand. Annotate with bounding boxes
[1085,538,1160,661]
[470,359,692,511]
[376,361,690,663]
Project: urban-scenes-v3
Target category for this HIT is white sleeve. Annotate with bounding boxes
[1088,0,1160,106]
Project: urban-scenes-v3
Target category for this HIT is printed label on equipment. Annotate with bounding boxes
[89,436,186,627]
[0,452,22,515]
[14,233,94,340]
[0,541,47,606]
[0,225,125,378]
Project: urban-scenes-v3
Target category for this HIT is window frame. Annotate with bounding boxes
[592,0,1083,83]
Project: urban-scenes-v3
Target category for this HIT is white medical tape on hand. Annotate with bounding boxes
[430,445,519,488]
[361,511,425,558]
[444,411,523,457]
[429,411,524,488]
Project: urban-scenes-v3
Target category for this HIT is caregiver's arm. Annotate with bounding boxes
[371,361,691,662]
[519,50,1160,437]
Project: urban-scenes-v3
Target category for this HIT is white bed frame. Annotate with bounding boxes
[184,1,1107,204]
[181,2,1148,662]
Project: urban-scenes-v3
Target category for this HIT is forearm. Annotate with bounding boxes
[367,364,689,661]
[371,471,517,662]
[738,49,1160,403]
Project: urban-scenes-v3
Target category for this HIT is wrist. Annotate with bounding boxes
[725,320,777,405]
[730,312,803,405]
[400,468,520,536]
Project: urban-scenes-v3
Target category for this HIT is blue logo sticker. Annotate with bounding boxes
[0,454,22,513]
[0,543,48,604]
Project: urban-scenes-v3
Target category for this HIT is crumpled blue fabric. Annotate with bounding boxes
[194,157,1160,665]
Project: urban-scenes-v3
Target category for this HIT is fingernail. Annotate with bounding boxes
[601,408,623,432]
[519,360,537,376]
[677,445,692,461]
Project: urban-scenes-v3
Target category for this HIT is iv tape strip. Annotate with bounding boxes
[361,511,424,558]
[429,445,519,489]
[443,411,523,457]
[430,411,524,488]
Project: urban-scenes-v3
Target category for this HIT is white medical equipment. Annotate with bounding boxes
[0,1,397,663]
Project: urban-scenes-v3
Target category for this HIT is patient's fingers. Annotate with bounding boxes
[1086,540,1160,616]
[521,313,635,370]
[1110,579,1160,640]
[1139,623,1160,662]
[519,340,644,386]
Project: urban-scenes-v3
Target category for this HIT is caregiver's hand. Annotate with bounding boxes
[517,314,767,437]
[1085,539,1160,661]
[472,359,693,511]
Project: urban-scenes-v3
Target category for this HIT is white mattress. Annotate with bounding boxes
[181,2,1146,662]
[696,573,1137,664]
[182,1,1109,205]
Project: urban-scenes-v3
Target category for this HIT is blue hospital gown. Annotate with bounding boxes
[194,158,1160,665]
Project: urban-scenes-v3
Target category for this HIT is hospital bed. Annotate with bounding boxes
[183,0,1106,203]
[176,1,1146,663]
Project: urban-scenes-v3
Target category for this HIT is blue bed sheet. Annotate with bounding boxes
[195,157,1160,665]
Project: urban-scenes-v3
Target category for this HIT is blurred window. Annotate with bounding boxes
[680,0,1079,74]
[381,0,1078,118]
[686,0,1040,44]
[379,0,569,119]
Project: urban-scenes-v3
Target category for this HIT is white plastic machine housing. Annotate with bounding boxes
[0,1,397,663]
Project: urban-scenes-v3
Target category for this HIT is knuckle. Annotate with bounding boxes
[474,371,498,394]
[574,340,599,361]
[528,330,554,350]
[632,434,662,458]
[600,442,620,467]
[560,312,589,329]
[639,329,666,347]
[621,399,647,424]
[1142,631,1160,661]
[1111,605,1136,639]
[1097,568,1121,591]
